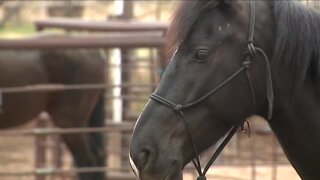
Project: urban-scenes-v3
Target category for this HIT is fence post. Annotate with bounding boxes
[35,114,49,180]
[52,134,64,179]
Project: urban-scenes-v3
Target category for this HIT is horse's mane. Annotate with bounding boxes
[273,1,320,91]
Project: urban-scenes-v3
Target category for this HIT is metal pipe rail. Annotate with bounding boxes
[0,83,156,93]
[34,19,168,33]
[0,33,165,49]
[0,167,135,179]
[0,122,134,136]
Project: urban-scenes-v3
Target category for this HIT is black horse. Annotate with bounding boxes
[130,0,320,180]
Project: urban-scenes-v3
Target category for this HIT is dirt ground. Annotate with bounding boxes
[0,119,301,180]
[183,165,299,180]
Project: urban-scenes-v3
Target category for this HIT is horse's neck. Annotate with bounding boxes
[269,87,320,179]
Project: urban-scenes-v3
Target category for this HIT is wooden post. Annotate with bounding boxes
[118,0,133,121]
[108,132,122,170]
[52,135,63,179]
[119,1,134,169]
[108,0,134,170]
[150,48,158,92]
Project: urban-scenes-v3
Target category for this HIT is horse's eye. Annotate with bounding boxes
[194,48,210,63]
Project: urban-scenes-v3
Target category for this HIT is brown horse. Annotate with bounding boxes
[0,40,106,180]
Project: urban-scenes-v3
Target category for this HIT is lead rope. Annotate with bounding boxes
[247,0,274,120]
[150,55,259,179]
[150,43,274,180]
[256,48,274,120]
[150,94,240,179]
[150,49,273,180]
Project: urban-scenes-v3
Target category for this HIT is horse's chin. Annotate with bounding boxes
[167,173,183,180]
[139,172,183,180]
[163,166,183,180]
[138,160,183,180]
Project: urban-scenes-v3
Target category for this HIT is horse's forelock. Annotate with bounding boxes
[164,1,219,64]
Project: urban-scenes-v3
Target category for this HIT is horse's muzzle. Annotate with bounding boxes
[129,143,183,180]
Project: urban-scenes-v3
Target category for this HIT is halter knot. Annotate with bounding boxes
[197,176,207,180]
[174,104,183,112]
[242,60,252,69]
[247,42,257,57]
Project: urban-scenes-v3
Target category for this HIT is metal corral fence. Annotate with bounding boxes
[0,20,167,180]
[0,20,298,180]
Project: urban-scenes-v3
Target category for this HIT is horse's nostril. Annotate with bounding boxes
[138,146,154,171]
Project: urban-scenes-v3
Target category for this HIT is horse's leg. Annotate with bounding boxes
[87,96,106,169]
[42,49,107,179]
[62,134,106,180]
[61,133,99,179]
[47,91,106,180]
